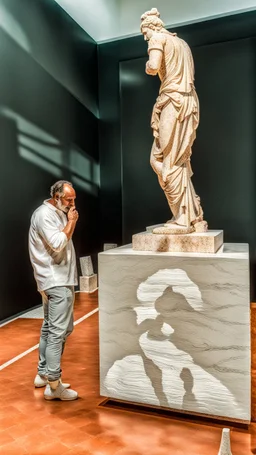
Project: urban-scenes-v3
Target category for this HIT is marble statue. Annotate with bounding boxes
[141,8,207,234]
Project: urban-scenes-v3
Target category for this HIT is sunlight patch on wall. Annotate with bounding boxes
[70,146,100,196]
[0,4,31,52]
[0,107,100,194]
[20,148,62,178]
[0,107,63,177]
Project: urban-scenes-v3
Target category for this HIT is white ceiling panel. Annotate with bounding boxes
[54,0,256,42]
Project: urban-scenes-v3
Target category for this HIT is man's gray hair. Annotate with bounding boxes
[50,180,73,197]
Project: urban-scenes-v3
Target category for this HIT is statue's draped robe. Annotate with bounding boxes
[149,32,203,227]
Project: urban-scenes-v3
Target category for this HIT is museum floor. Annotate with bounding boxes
[0,291,254,455]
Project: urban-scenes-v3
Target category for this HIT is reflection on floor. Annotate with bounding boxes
[0,291,254,455]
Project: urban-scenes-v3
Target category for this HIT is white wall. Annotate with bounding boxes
[119,0,256,40]
[55,0,256,42]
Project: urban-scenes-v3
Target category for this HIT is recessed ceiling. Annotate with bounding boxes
[54,0,256,43]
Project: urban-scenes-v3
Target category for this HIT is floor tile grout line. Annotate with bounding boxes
[0,344,40,371]
[0,308,98,371]
[74,308,98,326]
[75,287,98,294]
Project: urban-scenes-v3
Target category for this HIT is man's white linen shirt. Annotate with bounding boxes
[29,200,78,291]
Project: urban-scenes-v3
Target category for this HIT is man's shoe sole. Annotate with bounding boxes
[44,395,78,401]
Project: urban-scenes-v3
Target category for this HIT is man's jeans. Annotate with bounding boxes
[38,286,74,382]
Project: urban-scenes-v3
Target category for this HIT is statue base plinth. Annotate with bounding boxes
[154,225,194,235]
[132,230,223,253]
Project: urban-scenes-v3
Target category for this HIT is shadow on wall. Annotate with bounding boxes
[0,0,98,116]
[0,20,99,321]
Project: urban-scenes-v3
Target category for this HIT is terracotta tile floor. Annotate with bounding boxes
[0,291,255,454]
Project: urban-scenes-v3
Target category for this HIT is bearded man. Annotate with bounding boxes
[29,180,79,400]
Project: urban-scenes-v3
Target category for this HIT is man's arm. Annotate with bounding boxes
[38,207,78,252]
[62,206,79,241]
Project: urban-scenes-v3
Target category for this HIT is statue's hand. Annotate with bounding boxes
[145,61,151,74]
[146,61,157,75]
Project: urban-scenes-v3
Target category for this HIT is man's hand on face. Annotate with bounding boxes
[68,206,79,222]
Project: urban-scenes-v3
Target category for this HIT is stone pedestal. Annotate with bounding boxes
[133,230,223,254]
[98,243,250,422]
[80,256,94,276]
[218,428,232,455]
[80,274,97,293]
[104,243,118,251]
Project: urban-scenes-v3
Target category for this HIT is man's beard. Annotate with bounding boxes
[56,199,69,213]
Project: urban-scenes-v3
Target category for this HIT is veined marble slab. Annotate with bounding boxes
[98,244,250,422]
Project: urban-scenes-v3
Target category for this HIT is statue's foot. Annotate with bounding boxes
[152,219,208,235]
[193,220,208,233]
[165,219,175,224]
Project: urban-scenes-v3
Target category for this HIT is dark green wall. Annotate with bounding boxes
[98,11,256,298]
[0,0,99,321]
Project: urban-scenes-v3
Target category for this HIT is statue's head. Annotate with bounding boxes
[140,8,164,40]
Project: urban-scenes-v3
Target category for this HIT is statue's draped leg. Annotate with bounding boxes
[161,163,203,227]
[150,95,203,227]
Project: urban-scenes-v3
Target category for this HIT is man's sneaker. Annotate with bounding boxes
[34,374,70,389]
[44,381,78,401]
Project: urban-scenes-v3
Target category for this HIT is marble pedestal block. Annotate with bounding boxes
[133,230,223,253]
[80,256,94,276]
[80,274,97,293]
[104,243,118,251]
[98,243,250,422]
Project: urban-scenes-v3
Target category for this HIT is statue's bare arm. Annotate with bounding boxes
[146,49,163,76]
